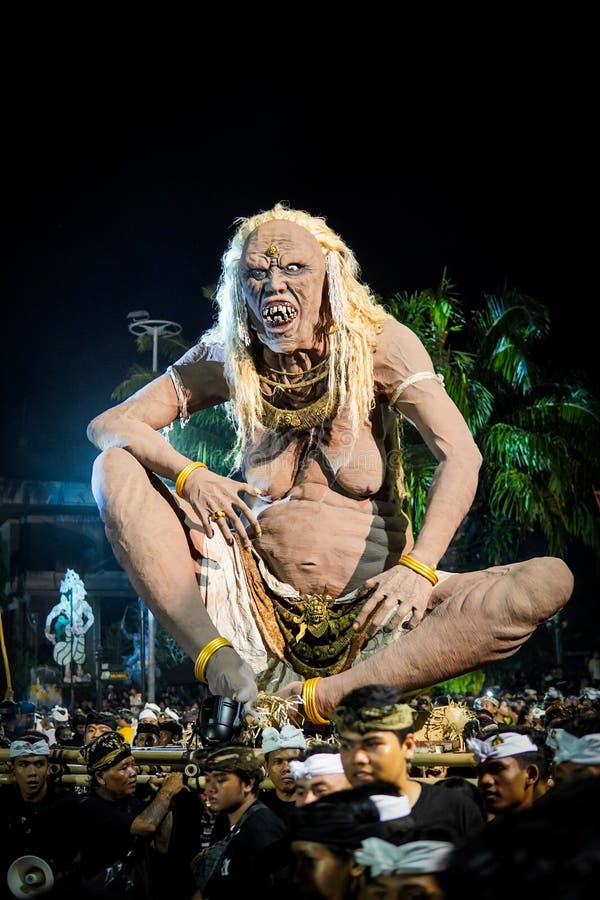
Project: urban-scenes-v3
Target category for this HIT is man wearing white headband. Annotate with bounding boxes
[467,729,541,819]
[547,727,600,784]
[289,744,352,805]
[1,738,80,889]
[260,724,307,825]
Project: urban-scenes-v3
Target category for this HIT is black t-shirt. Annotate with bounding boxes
[191,799,290,900]
[259,787,298,827]
[77,790,144,878]
[411,779,486,842]
[0,782,80,875]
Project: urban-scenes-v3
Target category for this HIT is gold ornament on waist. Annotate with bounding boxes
[271,587,370,677]
[293,589,336,642]
[266,242,279,258]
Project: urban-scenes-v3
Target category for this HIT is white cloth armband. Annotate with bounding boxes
[167,365,191,427]
[389,371,445,408]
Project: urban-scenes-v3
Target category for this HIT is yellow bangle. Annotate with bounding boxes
[175,461,208,498]
[399,554,439,586]
[302,677,330,726]
[194,637,233,683]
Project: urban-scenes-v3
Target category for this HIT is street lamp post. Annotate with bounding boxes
[126,312,182,704]
[127,311,183,372]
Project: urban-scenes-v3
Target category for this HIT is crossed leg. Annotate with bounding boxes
[311,558,574,714]
[92,448,574,715]
[91,447,259,704]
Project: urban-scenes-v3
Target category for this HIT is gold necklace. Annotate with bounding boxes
[260,384,339,430]
[257,369,329,390]
[264,356,329,376]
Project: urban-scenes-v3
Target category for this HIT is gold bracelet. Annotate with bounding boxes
[398,554,439,586]
[175,461,208,498]
[194,637,233,683]
[302,677,330,726]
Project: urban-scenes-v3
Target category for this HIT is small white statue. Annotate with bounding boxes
[45,569,94,682]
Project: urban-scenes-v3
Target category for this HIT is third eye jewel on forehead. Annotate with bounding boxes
[262,303,298,325]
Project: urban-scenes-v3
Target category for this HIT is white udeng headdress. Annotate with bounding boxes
[547,729,600,765]
[261,724,307,755]
[356,838,454,876]
[289,753,345,780]
[467,731,538,764]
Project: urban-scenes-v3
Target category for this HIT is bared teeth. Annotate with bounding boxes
[262,303,297,325]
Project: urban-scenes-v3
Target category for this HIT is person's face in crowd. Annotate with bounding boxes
[85,722,114,743]
[361,872,444,900]
[423,765,448,781]
[294,772,352,806]
[133,732,159,747]
[96,755,138,797]
[55,725,74,744]
[496,700,512,721]
[203,769,252,815]
[553,759,600,785]
[339,729,412,789]
[241,221,327,356]
[477,756,538,814]
[266,749,303,799]
[10,754,50,801]
[291,840,361,900]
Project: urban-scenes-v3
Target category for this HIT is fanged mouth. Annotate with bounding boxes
[261,302,298,326]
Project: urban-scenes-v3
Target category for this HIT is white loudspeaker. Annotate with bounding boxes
[6,856,54,897]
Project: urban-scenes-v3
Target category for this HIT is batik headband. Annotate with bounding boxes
[330,703,415,735]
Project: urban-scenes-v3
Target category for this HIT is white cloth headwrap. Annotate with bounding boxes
[261,724,307,755]
[162,707,181,722]
[289,753,345,780]
[356,838,454,876]
[370,793,412,821]
[467,731,538,764]
[547,729,600,765]
[10,740,49,758]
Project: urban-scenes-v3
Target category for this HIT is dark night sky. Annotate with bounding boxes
[0,73,597,665]
[1,84,593,487]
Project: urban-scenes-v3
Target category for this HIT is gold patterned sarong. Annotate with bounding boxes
[234,534,376,677]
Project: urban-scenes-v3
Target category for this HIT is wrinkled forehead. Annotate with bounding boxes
[243,220,324,265]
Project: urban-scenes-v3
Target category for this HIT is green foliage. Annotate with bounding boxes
[431,670,486,697]
[386,282,600,567]
[166,408,237,477]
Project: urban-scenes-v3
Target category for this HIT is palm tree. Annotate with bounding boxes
[386,280,600,570]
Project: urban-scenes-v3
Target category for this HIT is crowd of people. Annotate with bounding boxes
[1,676,599,898]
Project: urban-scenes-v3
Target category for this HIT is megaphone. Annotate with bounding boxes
[7,855,54,897]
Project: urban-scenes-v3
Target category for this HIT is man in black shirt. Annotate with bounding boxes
[1,738,80,897]
[190,743,290,899]
[332,684,486,843]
